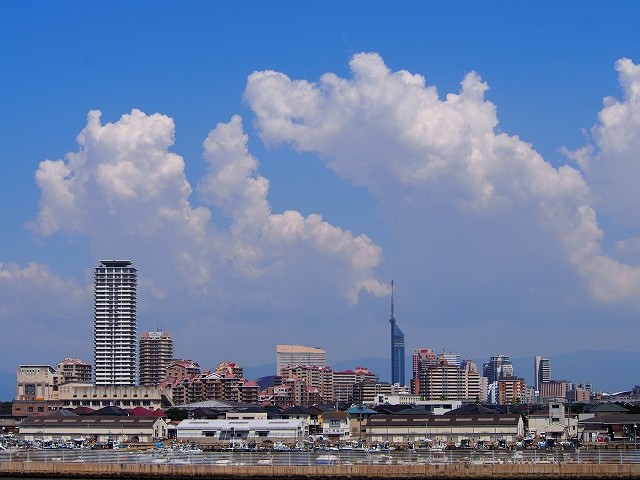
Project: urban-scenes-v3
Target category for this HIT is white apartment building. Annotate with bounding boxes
[94,260,137,386]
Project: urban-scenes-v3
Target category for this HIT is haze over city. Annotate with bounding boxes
[2,2,640,397]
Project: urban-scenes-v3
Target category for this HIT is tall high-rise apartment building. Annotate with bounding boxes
[412,348,437,394]
[276,345,327,375]
[93,260,137,386]
[416,359,485,401]
[534,355,551,392]
[389,281,405,386]
[483,354,514,385]
[139,330,173,386]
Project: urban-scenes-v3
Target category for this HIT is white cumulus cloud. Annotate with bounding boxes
[245,52,640,307]
[26,109,386,362]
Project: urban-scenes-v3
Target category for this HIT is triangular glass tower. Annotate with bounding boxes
[389,280,405,386]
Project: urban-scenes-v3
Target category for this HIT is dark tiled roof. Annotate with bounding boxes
[91,405,130,416]
[47,409,79,417]
[445,404,505,415]
[580,414,640,425]
[586,403,629,413]
[20,415,162,427]
[367,413,522,427]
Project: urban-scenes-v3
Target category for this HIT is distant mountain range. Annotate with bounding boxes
[1,349,635,402]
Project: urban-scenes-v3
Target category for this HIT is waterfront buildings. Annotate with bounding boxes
[366,413,525,445]
[176,418,309,444]
[389,281,405,387]
[20,415,168,443]
[276,345,327,375]
[139,330,173,386]
[93,260,137,386]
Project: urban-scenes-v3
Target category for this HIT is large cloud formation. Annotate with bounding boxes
[29,109,387,325]
[7,52,640,375]
[245,52,640,307]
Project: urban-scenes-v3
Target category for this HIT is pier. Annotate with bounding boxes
[2,460,640,479]
[3,449,640,478]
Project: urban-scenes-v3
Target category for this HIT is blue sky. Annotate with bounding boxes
[2,2,640,393]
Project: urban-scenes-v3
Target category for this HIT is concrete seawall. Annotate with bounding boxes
[3,461,640,479]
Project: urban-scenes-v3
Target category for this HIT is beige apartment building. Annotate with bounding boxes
[56,382,171,409]
[280,364,334,403]
[56,358,92,384]
[138,330,174,386]
[276,344,327,375]
[415,360,486,401]
[333,367,377,403]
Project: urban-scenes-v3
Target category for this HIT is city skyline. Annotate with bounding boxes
[2,3,640,394]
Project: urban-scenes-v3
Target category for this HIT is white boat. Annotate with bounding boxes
[315,454,339,465]
[272,441,290,451]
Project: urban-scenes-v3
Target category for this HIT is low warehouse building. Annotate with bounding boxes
[176,418,308,446]
[19,415,168,443]
[366,413,524,446]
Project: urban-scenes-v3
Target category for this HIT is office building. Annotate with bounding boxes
[483,354,514,385]
[441,352,462,368]
[389,281,405,386]
[93,260,137,386]
[139,330,174,386]
[534,355,551,393]
[276,344,327,375]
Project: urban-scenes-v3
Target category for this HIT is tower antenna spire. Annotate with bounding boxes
[390,280,395,322]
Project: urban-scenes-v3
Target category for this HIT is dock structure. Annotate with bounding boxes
[3,461,640,479]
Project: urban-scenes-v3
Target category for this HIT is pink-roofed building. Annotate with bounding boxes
[164,360,201,383]
[215,361,243,377]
